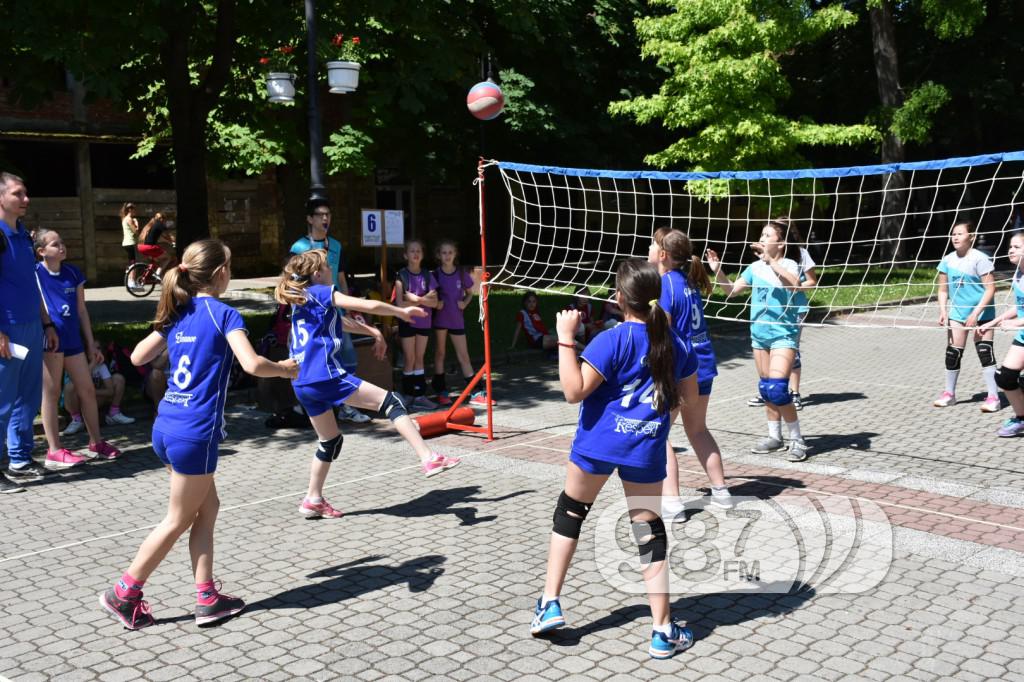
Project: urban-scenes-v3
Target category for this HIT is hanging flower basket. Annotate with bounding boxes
[266,72,296,103]
[326,61,360,94]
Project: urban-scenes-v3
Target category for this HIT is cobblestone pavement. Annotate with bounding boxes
[2,317,1023,681]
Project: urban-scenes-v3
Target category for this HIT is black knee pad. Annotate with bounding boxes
[945,345,964,371]
[552,491,591,539]
[975,341,996,367]
[377,391,408,421]
[631,516,668,565]
[996,365,1022,391]
[315,433,343,462]
[432,373,447,394]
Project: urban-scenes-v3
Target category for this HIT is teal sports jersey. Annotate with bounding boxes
[660,270,717,383]
[938,249,996,323]
[290,284,349,386]
[740,259,800,346]
[571,321,696,470]
[155,297,246,444]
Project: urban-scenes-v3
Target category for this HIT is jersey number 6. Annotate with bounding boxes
[173,355,192,390]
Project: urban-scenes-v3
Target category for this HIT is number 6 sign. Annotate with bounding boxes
[361,209,383,247]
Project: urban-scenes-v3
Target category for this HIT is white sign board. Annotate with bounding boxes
[384,210,405,246]
[361,209,382,247]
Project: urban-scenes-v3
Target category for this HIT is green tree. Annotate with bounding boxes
[609,0,879,172]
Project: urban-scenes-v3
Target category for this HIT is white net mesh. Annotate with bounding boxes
[489,152,1024,329]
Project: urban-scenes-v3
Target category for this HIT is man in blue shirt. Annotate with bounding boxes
[289,199,369,423]
[0,173,59,492]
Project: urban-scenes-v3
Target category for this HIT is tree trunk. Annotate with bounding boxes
[160,0,237,255]
[869,1,907,260]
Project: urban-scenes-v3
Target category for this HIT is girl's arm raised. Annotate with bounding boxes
[331,290,427,323]
[226,330,298,378]
[131,331,167,366]
[705,249,747,298]
[556,310,604,403]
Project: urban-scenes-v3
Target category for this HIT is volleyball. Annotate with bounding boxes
[466,80,504,121]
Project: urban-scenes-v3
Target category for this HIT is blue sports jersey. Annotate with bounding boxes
[1014,270,1024,345]
[0,220,42,326]
[660,269,718,383]
[740,259,800,347]
[938,249,996,323]
[155,297,246,443]
[571,321,696,469]
[35,262,86,354]
[290,284,352,386]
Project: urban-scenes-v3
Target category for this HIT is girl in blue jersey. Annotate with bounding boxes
[276,250,460,521]
[935,220,1000,411]
[100,239,298,631]
[34,229,121,470]
[649,228,732,516]
[530,259,698,660]
[978,231,1024,436]
[706,219,808,461]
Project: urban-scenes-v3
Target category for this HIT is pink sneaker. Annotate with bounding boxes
[422,453,447,477]
[981,396,1001,413]
[89,441,122,460]
[933,391,955,407]
[44,448,88,470]
[299,497,344,519]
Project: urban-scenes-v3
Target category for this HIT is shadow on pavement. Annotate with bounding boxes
[247,554,447,612]
[346,485,535,526]
[542,581,815,647]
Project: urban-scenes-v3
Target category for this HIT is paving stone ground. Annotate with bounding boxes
[2,310,1023,681]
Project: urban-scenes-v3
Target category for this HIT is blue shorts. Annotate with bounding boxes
[698,379,714,396]
[293,374,364,417]
[153,429,218,475]
[751,335,799,351]
[570,451,665,484]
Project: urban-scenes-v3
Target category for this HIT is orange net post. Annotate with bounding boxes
[441,158,495,441]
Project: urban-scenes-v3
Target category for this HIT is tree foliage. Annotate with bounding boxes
[609,0,879,171]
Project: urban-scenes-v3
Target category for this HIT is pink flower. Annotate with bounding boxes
[259,57,270,65]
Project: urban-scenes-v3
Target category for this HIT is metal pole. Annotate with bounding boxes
[305,0,327,205]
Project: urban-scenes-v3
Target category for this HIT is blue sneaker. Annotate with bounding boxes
[649,621,694,659]
[530,598,565,635]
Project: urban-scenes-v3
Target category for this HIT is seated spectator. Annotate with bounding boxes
[510,291,572,352]
[568,288,602,343]
[600,295,624,330]
[143,348,169,408]
[64,340,136,435]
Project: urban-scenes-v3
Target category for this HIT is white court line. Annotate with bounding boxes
[0,430,572,566]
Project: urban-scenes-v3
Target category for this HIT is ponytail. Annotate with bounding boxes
[275,250,327,306]
[614,259,679,414]
[654,227,712,297]
[645,300,679,414]
[153,239,230,333]
[686,255,713,297]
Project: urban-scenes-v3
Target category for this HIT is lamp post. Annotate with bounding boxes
[304,0,327,207]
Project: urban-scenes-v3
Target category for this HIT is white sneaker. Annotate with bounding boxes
[980,396,1001,413]
[710,486,734,509]
[62,418,85,436]
[105,412,136,426]
[338,404,370,423]
[661,496,688,523]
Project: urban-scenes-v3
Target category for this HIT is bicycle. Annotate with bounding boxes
[124,256,162,298]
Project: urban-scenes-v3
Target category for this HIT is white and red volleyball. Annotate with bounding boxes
[466,80,504,121]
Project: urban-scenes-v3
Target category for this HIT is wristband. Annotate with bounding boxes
[557,342,576,349]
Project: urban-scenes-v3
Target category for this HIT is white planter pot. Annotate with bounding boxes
[326,61,360,94]
[266,72,296,102]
